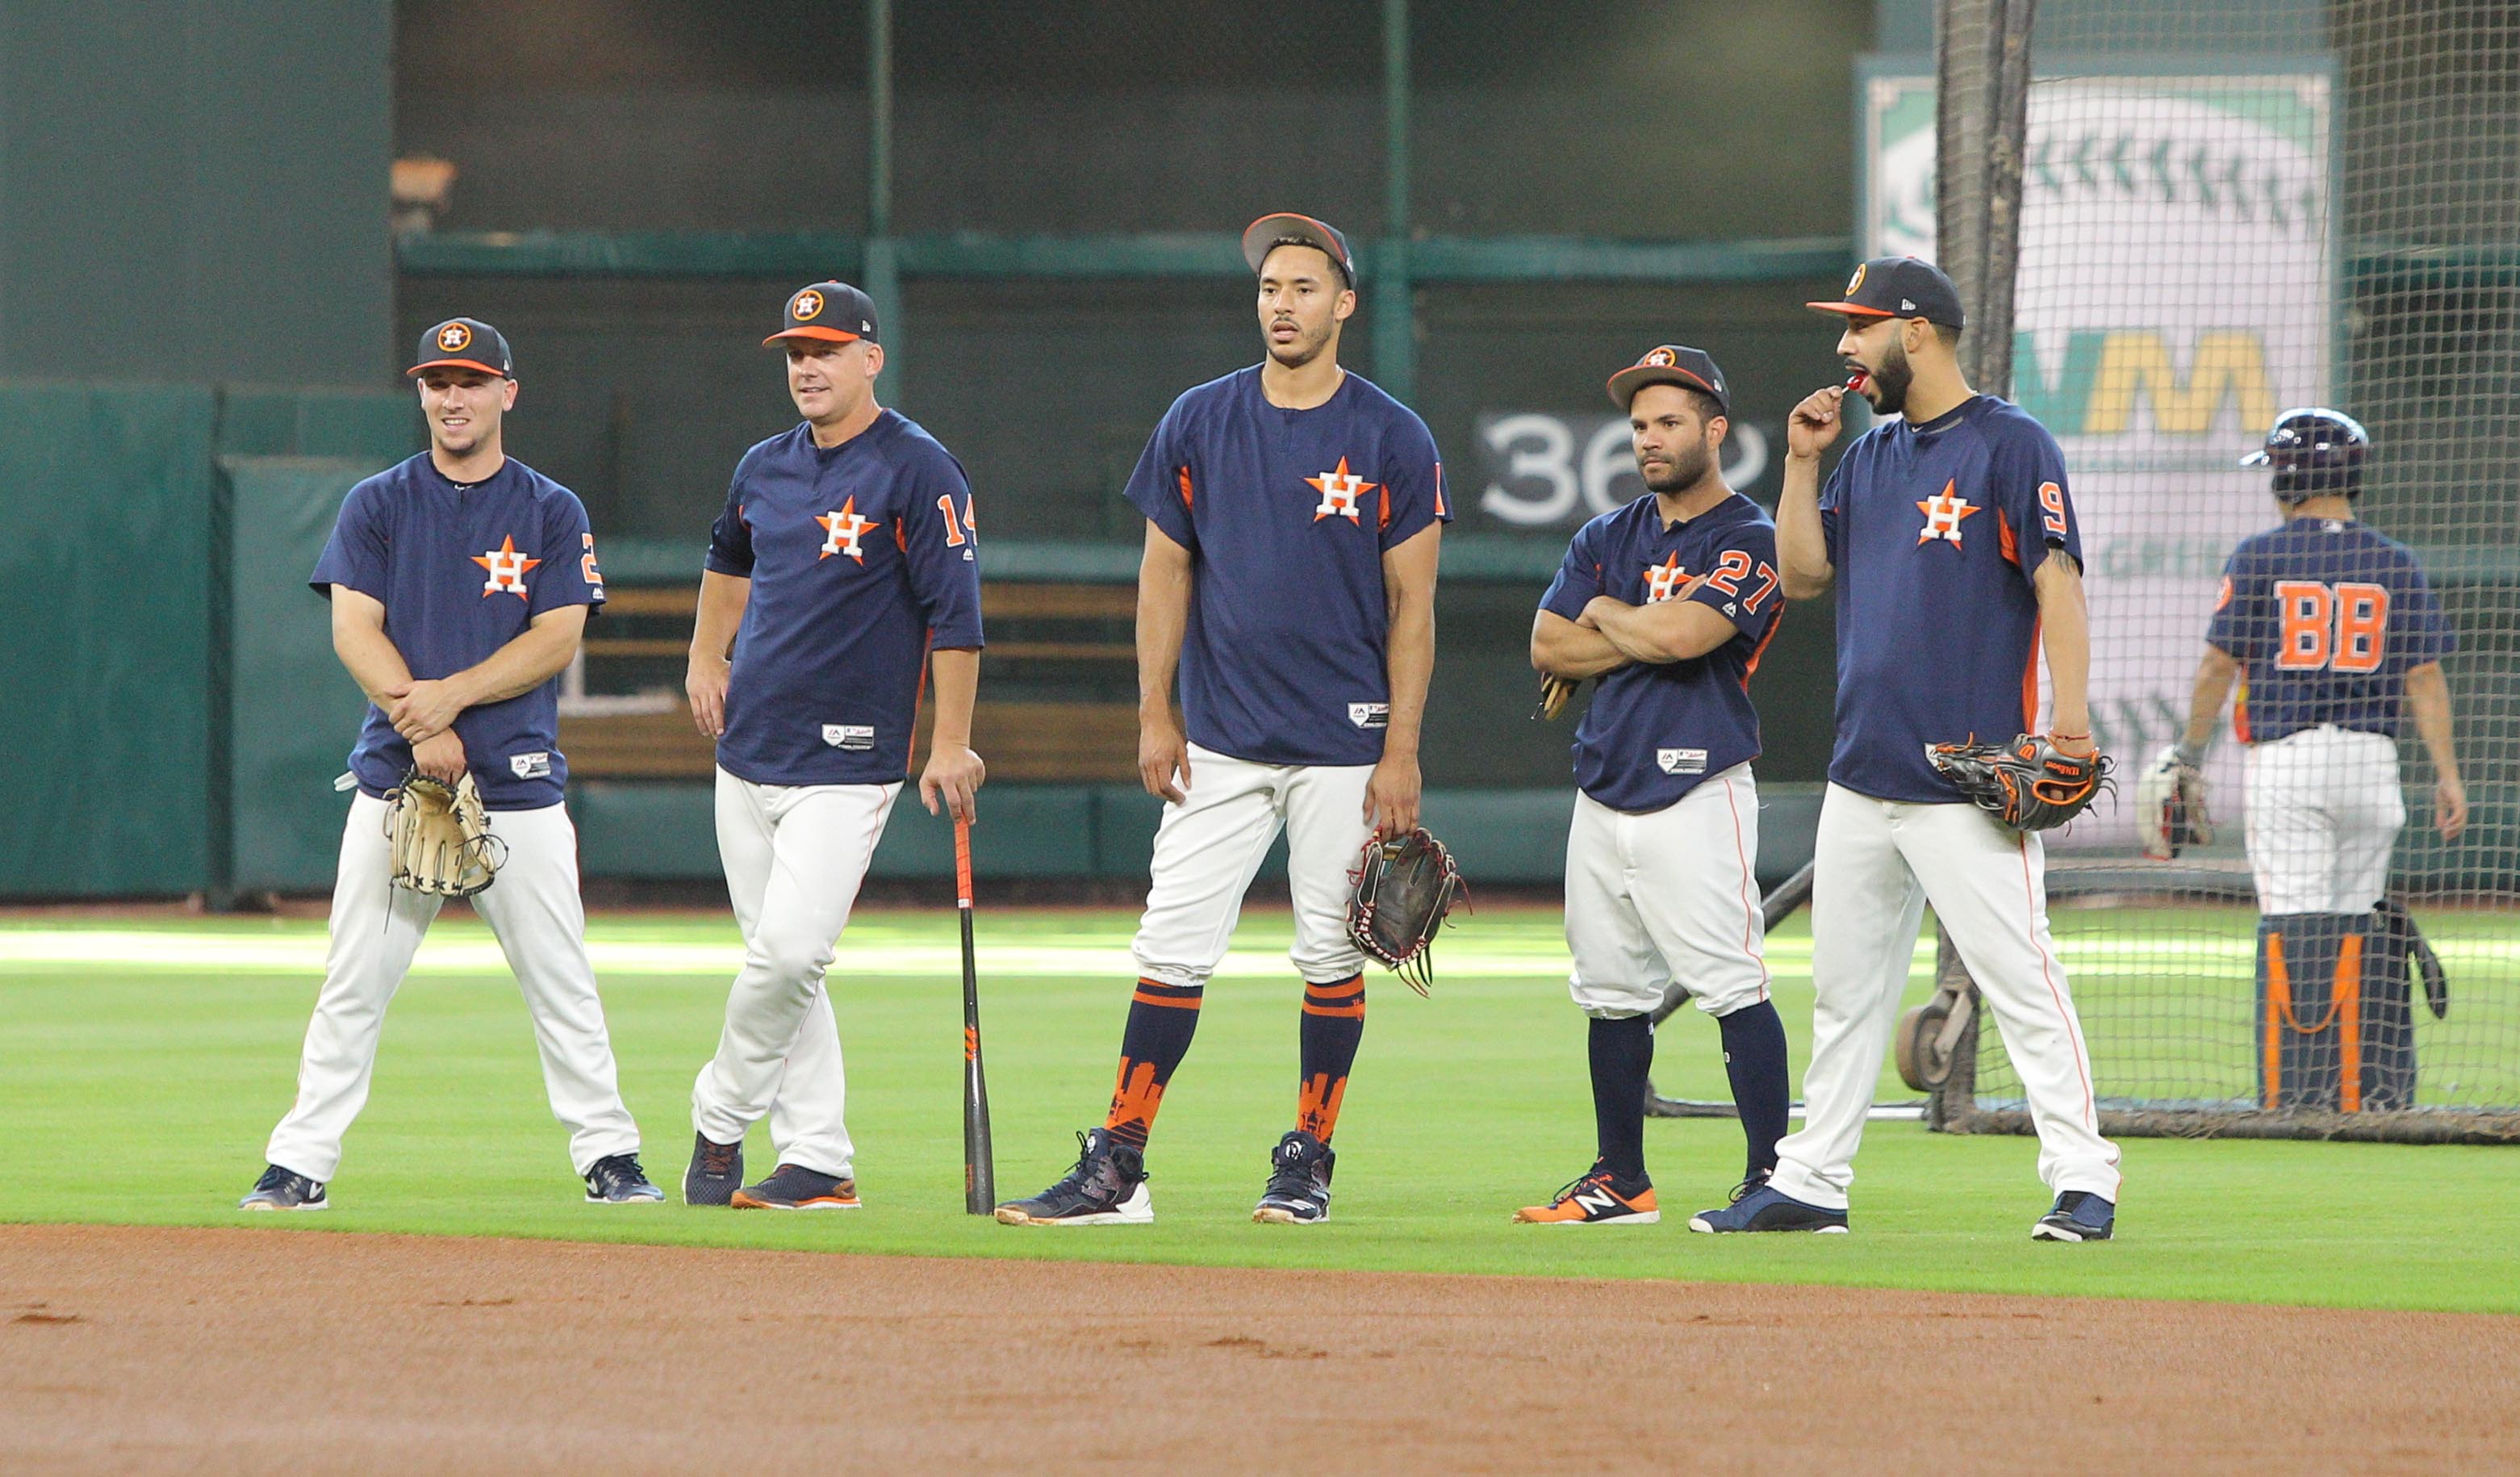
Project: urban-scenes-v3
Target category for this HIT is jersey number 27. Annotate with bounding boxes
[2276,580,2388,674]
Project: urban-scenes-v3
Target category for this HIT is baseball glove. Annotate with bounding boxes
[2133,743,2215,860]
[382,768,504,897]
[1925,734,2115,833]
[1346,827,1465,996]
[1532,674,1581,722]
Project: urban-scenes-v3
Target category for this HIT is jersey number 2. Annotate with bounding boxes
[2276,580,2388,674]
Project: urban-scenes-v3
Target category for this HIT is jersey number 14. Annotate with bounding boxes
[2276,580,2388,674]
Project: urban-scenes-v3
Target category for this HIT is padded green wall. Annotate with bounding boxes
[222,458,386,893]
[0,384,218,893]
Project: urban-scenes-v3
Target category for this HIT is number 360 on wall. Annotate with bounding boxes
[1473,412,1773,528]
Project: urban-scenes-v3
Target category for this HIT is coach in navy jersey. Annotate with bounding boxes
[1516,345,1792,1228]
[2162,409,2464,1111]
[997,213,1448,1228]
[243,317,660,1211]
[679,282,986,1211]
[1696,258,2123,1242]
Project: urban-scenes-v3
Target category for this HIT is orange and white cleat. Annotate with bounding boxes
[730,1163,860,1210]
[1513,1165,1659,1225]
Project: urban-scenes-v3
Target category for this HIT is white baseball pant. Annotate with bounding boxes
[1564,766,1770,1019]
[690,768,900,1180]
[1770,785,2121,1210]
[265,793,642,1182]
[2245,726,2405,915]
[1131,744,1377,988]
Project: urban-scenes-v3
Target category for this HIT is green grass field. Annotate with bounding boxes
[3,905,2515,1312]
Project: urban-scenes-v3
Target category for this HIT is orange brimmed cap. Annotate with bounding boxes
[764,281,880,347]
[407,317,513,379]
[1805,256,1964,328]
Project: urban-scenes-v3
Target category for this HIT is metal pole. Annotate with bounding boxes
[866,0,901,405]
[1373,0,1414,402]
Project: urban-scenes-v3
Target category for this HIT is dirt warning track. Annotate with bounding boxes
[2,1224,2513,1473]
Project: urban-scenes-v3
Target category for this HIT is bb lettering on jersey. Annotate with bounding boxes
[508,751,552,780]
[821,724,876,751]
[1347,702,1390,730]
[1657,747,1709,776]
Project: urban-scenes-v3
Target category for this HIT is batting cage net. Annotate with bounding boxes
[1896,0,2520,1142]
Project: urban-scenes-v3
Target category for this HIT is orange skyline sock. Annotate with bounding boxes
[1102,978,1202,1148]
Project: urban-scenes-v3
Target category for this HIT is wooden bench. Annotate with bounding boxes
[561,581,1142,781]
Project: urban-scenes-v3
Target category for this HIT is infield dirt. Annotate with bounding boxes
[2,1224,2514,1472]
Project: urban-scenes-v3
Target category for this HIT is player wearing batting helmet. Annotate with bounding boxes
[995,213,1449,1228]
[1698,257,2122,1241]
[2155,409,2463,1111]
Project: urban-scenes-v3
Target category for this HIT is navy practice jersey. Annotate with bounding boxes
[1820,395,2082,803]
[1125,366,1449,766]
[706,413,984,786]
[1539,492,1783,812]
[311,453,604,810]
[2205,517,2453,744]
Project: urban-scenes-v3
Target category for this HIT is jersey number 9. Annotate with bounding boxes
[2276,580,2389,675]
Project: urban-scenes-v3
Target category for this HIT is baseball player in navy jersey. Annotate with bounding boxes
[679,281,986,1211]
[1517,345,1792,1227]
[241,317,661,1211]
[996,212,1448,1228]
[1697,257,2124,1241]
[2157,409,2463,1107]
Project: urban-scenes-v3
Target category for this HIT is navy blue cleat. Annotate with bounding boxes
[1688,1183,1849,1234]
[2032,1190,2115,1242]
[239,1164,327,1211]
[1252,1130,1335,1225]
[683,1132,743,1207]
[584,1153,667,1204]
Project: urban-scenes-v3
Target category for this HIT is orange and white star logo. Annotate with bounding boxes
[1916,480,1981,546]
[817,497,878,563]
[1642,551,1690,604]
[437,322,472,353]
[1307,456,1377,523]
[471,534,541,597]
[792,288,825,321]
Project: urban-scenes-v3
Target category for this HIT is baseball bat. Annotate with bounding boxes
[955,814,996,1213]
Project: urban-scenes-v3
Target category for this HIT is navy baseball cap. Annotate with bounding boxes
[1243,212,1355,287]
[1807,256,1965,329]
[408,317,513,379]
[764,281,880,347]
[1607,344,1730,416]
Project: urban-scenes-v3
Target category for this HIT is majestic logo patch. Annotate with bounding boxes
[792,288,825,321]
[1657,748,1708,775]
[1915,480,1981,546]
[1308,456,1377,523]
[1348,702,1389,729]
[472,534,541,597]
[817,497,878,563]
[822,724,875,751]
[437,321,472,353]
[508,751,552,780]
[1642,552,1690,605]
[1845,262,1867,296]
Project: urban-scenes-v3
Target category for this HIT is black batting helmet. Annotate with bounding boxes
[2242,407,2368,500]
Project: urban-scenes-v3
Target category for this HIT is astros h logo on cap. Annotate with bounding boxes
[792,289,825,322]
[437,322,472,353]
[1644,347,1678,368]
[1845,262,1868,296]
